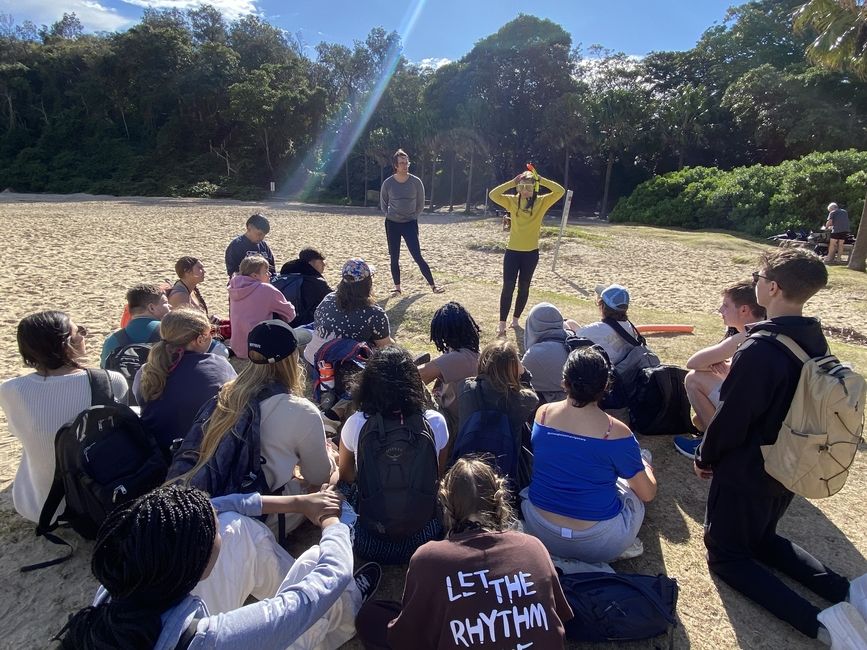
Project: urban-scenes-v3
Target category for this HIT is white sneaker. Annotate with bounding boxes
[817,602,867,649]
[615,537,644,561]
[640,448,653,465]
[849,573,867,622]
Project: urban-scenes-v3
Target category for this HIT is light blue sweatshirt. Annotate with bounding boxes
[92,493,354,650]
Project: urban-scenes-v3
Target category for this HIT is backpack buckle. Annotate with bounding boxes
[112,485,127,503]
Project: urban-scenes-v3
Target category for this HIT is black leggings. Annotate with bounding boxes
[500,248,539,321]
[385,219,435,286]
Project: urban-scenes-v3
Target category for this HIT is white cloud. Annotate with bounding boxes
[0,0,132,32]
[416,57,450,71]
[120,0,258,20]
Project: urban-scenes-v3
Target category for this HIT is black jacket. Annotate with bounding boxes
[278,259,333,327]
[696,316,828,496]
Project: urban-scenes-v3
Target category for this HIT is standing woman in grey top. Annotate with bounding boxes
[380,149,445,295]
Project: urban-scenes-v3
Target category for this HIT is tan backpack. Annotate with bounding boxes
[748,332,865,498]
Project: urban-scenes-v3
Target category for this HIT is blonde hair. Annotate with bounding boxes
[477,339,523,396]
[439,457,515,534]
[139,308,210,403]
[240,255,269,277]
[174,352,303,485]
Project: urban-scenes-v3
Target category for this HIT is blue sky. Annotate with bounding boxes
[4,0,738,64]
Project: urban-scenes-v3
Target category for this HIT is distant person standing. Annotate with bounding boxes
[824,202,849,264]
[225,212,276,277]
[380,149,444,295]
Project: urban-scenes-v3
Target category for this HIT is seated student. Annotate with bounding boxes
[695,248,867,646]
[522,302,570,403]
[418,302,482,433]
[356,457,574,649]
[133,308,236,457]
[228,255,296,360]
[521,347,657,563]
[338,346,448,564]
[304,258,393,365]
[168,256,215,317]
[173,320,333,536]
[574,284,641,366]
[674,279,766,459]
[0,311,128,523]
[225,212,277,278]
[58,484,378,650]
[278,247,334,327]
[455,340,539,488]
[100,283,171,366]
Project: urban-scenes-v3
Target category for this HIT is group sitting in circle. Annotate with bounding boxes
[2,211,866,650]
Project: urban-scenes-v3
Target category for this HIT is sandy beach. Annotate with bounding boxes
[0,194,864,649]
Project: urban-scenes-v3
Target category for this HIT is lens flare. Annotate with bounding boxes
[284,0,428,199]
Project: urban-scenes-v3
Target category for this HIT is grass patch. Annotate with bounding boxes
[539,225,607,243]
[466,241,506,253]
[613,225,769,253]
[731,255,753,265]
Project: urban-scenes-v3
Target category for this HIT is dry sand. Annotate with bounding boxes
[0,194,864,649]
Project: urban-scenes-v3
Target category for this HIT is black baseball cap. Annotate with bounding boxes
[247,320,313,364]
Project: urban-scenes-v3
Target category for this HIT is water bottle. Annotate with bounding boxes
[318,360,335,390]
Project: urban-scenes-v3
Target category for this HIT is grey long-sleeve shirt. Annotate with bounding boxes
[381,173,425,222]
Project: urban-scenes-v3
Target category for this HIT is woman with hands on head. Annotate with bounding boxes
[489,165,565,337]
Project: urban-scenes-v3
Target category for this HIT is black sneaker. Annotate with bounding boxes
[353,562,382,604]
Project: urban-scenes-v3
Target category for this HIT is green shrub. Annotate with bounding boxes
[611,150,866,237]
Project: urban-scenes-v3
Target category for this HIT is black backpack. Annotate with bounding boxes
[104,327,160,406]
[630,366,698,436]
[449,381,525,490]
[166,383,288,498]
[356,412,439,541]
[560,571,679,642]
[272,273,305,311]
[23,370,167,572]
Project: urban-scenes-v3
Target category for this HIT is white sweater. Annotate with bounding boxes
[0,370,128,522]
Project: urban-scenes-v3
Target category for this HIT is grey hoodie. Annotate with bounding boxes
[522,303,569,401]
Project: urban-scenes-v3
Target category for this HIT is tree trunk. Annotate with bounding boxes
[120,107,129,140]
[448,151,455,212]
[847,187,867,272]
[600,153,614,219]
[563,148,570,192]
[465,149,474,214]
[677,149,685,170]
[345,155,350,202]
[429,155,437,212]
[4,91,14,131]
[363,152,368,207]
[263,128,273,174]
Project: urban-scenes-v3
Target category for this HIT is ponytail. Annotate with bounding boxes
[139,308,210,403]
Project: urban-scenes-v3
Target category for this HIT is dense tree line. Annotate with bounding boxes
[1,0,866,216]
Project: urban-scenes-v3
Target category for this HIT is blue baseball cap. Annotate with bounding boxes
[595,284,630,311]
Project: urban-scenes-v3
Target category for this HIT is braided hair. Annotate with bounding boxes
[429,302,481,353]
[562,346,611,408]
[58,485,217,649]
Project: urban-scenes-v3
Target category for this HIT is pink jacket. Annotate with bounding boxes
[228,276,296,359]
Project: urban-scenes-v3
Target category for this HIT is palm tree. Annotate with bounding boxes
[794,0,867,271]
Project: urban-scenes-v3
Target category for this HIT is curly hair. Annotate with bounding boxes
[439,457,515,535]
[57,485,216,649]
[430,302,481,353]
[354,346,428,417]
[562,346,611,408]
